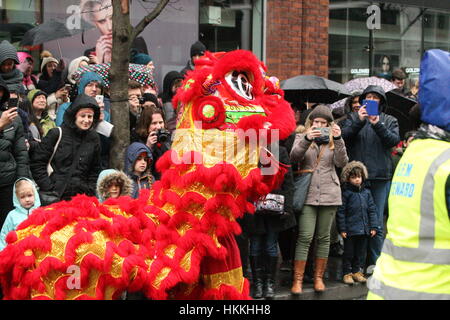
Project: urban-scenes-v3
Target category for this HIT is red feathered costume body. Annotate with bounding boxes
[0,50,296,300]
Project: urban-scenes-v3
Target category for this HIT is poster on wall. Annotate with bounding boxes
[374,54,399,80]
[35,0,198,87]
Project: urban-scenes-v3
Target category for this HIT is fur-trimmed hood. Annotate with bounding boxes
[96,169,133,203]
[340,161,368,183]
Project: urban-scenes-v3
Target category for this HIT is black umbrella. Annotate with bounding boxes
[20,19,93,53]
[385,106,416,140]
[385,90,418,140]
[386,89,417,114]
[281,75,350,105]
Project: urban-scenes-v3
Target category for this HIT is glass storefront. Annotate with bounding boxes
[329,0,450,90]
[0,0,42,71]
[199,0,264,60]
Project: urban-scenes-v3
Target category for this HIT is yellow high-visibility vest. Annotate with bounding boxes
[367,138,450,300]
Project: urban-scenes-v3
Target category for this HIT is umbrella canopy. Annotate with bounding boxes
[281,75,350,105]
[330,76,399,110]
[20,19,92,46]
[385,90,417,115]
[72,63,157,90]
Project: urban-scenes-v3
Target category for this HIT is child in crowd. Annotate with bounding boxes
[336,161,378,285]
[96,169,133,203]
[124,142,155,199]
[0,178,41,251]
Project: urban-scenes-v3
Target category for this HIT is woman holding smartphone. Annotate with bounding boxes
[289,105,348,294]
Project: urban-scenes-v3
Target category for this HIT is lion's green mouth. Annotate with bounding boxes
[224,104,266,124]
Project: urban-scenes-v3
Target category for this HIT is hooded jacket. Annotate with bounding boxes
[0,40,23,94]
[161,71,184,132]
[55,72,107,126]
[341,85,400,180]
[0,77,30,187]
[96,169,133,203]
[30,94,101,199]
[336,161,379,236]
[124,142,154,199]
[0,178,40,251]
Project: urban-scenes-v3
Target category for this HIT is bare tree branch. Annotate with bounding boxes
[132,0,170,40]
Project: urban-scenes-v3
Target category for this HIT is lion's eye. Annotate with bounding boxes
[225,71,253,100]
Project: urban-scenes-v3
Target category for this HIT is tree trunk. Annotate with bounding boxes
[109,0,131,170]
[109,0,170,170]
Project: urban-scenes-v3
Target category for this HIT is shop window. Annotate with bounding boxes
[199,0,253,53]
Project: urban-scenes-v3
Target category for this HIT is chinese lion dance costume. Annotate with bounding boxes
[0,50,295,300]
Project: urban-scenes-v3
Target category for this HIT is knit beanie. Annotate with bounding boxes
[190,41,206,58]
[131,53,152,66]
[0,40,19,65]
[41,57,59,72]
[142,93,160,108]
[308,104,334,123]
[17,52,33,64]
[67,56,89,84]
[27,89,48,105]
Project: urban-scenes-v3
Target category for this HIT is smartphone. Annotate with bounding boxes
[95,95,104,105]
[8,98,18,109]
[319,127,330,137]
[363,99,379,116]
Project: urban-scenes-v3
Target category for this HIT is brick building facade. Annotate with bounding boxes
[266,0,330,80]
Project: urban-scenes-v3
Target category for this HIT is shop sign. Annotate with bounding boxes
[351,68,370,75]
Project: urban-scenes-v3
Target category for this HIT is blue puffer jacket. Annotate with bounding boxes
[336,182,380,237]
[0,178,41,251]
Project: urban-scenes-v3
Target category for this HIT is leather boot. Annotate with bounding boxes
[264,256,278,299]
[249,256,263,299]
[314,258,328,292]
[290,260,307,295]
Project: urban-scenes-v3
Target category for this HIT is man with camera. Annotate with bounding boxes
[0,77,30,229]
[341,85,400,274]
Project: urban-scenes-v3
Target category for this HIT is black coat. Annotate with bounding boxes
[239,145,297,235]
[0,79,30,187]
[336,183,379,236]
[341,112,400,180]
[30,94,101,199]
[341,86,400,180]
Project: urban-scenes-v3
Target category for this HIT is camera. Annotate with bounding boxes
[318,127,330,137]
[156,128,170,143]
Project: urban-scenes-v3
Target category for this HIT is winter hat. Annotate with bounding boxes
[41,57,59,72]
[67,56,89,84]
[40,50,53,60]
[27,89,48,105]
[17,52,33,64]
[190,41,206,58]
[308,104,334,123]
[0,40,19,65]
[131,53,152,66]
[142,92,160,108]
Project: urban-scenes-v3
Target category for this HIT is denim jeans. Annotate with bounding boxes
[249,230,279,258]
[343,235,368,275]
[365,180,391,267]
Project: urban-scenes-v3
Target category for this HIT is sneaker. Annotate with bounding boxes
[343,273,354,285]
[352,272,367,283]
